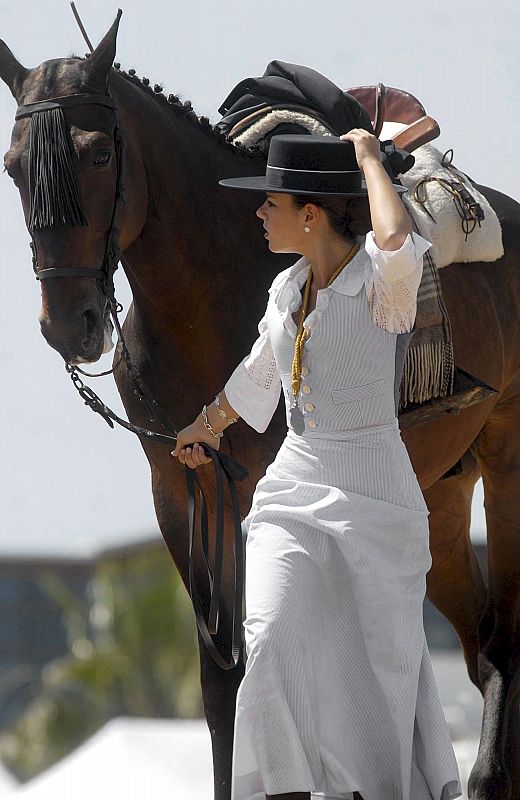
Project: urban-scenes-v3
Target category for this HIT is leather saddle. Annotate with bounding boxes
[347,83,440,153]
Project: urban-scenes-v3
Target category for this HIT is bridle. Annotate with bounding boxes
[16,92,123,298]
[15,90,246,671]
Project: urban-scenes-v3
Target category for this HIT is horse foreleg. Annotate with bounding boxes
[468,397,520,800]
[198,638,245,800]
[422,449,487,690]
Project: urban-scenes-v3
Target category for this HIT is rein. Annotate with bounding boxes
[16,90,247,670]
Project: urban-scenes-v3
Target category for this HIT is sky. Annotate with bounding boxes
[1,0,518,557]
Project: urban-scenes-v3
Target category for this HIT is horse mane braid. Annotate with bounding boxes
[112,62,263,162]
[28,107,87,230]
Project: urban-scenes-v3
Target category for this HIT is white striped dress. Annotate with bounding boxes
[224,232,462,800]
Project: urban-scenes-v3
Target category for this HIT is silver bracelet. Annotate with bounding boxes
[214,392,238,424]
[201,404,224,440]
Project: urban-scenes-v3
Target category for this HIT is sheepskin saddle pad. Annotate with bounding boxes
[379,123,504,268]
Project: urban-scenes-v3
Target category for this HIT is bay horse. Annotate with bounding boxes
[1,16,520,800]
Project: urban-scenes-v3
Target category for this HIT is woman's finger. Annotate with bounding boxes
[171,437,186,458]
[340,129,362,139]
[184,446,197,469]
[171,442,213,467]
[184,445,205,469]
[195,443,213,464]
[191,443,211,466]
[192,443,204,464]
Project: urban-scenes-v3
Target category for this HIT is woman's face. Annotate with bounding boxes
[256,193,308,254]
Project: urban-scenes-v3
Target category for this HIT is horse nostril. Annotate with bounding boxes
[81,306,100,349]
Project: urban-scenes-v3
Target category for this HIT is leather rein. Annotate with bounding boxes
[16,91,247,670]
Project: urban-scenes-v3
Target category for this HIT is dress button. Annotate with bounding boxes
[301,366,309,376]
[302,385,311,395]
[307,419,317,429]
[304,402,314,412]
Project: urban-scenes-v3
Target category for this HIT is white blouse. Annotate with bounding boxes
[225,231,431,433]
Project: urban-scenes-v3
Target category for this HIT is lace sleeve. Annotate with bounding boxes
[363,230,432,333]
[224,313,282,433]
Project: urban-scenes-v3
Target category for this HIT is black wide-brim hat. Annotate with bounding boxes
[219,134,407,196]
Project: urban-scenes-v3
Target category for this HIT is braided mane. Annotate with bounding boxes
[111,61,263,161]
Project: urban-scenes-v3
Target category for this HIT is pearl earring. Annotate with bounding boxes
[304,226,311,233]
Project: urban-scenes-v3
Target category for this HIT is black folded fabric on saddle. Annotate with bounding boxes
[217,60,415,182]
[217,59,374,137]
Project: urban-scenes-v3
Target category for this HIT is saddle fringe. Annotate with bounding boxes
[400,339,455,408]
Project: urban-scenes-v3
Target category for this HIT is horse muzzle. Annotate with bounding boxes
[39,299,107,364]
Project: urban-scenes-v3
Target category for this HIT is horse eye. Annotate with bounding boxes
[93,151,111,167]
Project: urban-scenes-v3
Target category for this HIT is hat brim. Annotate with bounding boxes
[218,176,407,196]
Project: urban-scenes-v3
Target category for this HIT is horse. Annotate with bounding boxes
[1,16,520,800]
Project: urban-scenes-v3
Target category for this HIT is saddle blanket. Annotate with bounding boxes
[380,122,504,268]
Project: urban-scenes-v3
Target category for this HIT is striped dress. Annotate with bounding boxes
[224,232,462,800]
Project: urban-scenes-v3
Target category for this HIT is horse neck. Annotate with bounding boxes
[113,75,268,333]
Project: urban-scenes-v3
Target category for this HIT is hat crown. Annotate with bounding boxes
[219,132,412,196]
[267,135,360,174]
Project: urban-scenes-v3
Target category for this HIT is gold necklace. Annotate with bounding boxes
[290,241,360,432]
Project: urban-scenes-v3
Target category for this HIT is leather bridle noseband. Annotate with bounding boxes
[15,90,247,671]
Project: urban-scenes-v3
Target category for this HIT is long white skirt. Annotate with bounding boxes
[231,424,462,800]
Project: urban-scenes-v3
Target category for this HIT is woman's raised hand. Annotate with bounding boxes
[340,128,381,171]
[340,128,411,250]
[171,418,219,469]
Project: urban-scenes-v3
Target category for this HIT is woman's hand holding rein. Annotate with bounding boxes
[170,391,240,469]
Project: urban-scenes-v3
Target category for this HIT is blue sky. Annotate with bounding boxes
[1,0,518,556]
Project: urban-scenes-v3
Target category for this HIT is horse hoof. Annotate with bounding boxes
[468,762,512,800]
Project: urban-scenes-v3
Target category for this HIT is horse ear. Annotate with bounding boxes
[83,9,122,87]
[0,40,28,99]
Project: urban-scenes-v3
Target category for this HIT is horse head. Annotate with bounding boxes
[0,12,133,364]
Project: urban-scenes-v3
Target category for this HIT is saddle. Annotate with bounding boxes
[228,82,440,158]
[347,83,440,154]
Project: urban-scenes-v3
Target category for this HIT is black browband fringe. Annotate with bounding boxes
[28,107,87,231]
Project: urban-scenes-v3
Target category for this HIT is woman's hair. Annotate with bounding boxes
[291,194,372,239]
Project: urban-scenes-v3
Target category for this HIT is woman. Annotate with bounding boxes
[171,131,462,800]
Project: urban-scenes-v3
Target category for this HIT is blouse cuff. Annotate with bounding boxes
[224,365,281,433]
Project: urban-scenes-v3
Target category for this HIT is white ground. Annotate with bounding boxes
[2,651,483,799]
